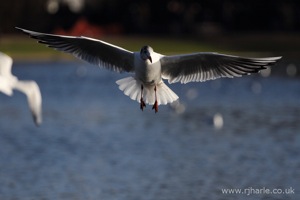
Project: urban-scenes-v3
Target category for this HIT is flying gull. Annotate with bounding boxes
[0,52,42,125]
[16,27,281,113]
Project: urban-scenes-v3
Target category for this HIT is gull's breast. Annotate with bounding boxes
[135,59,162,85]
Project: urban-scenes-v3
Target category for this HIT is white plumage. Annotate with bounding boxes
[0,52,42,126]
[16,27,281,113]
[116,77,178,105]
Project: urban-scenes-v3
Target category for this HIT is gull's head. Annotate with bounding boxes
[140,45,153,63]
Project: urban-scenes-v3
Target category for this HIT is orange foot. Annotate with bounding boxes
[140,97,146,111]
[152,100,158,113]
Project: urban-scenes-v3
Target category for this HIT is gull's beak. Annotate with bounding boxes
[148,56,152,63]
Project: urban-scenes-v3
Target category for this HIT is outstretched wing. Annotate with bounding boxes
[14,80,42,126]
[0,52,13,77]
[16,27,135,73]
[160,52,282,84]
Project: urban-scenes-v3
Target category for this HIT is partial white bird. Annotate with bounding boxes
[0,52,42,126]
[16,27,281,113]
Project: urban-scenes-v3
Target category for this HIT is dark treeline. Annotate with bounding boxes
[1,0,300,36]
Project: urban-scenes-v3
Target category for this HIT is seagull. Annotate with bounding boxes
[16,27,282,113]
[0,52,42,126]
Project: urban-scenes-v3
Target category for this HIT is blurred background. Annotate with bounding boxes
[1,0,300,35]
[0,1,299,200]
[1,0,300,65]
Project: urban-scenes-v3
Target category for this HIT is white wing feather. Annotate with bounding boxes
[0,51,42,126]
[0,52,13,77]
[161,52,282,84]
[16,27,135,73]
[14,81,42,126]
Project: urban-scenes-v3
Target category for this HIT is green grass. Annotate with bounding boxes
[0,35,219,60]
[0,37,59,60]
[1,33,298,61]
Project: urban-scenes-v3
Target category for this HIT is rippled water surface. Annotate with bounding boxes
[0,61,299,200]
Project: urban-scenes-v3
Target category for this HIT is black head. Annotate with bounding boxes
[140,45,153,63]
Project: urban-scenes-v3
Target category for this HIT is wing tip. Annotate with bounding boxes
[15,27,36,36]
[16,27,49,39]
[15,27,28,33]
[33,114,42,127]
[258,56,283,63]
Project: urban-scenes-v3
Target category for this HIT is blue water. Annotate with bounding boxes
[0,61,299,200]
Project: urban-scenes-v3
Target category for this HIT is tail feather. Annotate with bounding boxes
[116,76,178,105]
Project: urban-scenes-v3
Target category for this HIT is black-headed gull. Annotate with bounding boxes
[0,52,42,126]
[17,27,281,113]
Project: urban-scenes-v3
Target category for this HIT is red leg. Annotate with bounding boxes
[140,85,146,111]
[152,86,158,113]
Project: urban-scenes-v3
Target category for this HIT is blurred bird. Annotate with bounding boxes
[16,27,281,113]
[0,52,42,126]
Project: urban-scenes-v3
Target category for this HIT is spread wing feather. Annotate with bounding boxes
[16,27,135,73]
[160,52,281,84]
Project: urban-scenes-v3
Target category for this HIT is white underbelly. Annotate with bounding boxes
[135,61,161,85]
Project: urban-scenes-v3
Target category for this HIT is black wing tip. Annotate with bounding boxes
[15,27,29,33]
[15,27,35,36]
[15,27,48,44]
[268,56,283,63]
[15,27,24,31]
[34,122,41,127]
[15,27,25,34]
[32,114,42,127]
[265,56,283,66]
[274,56,283,60]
